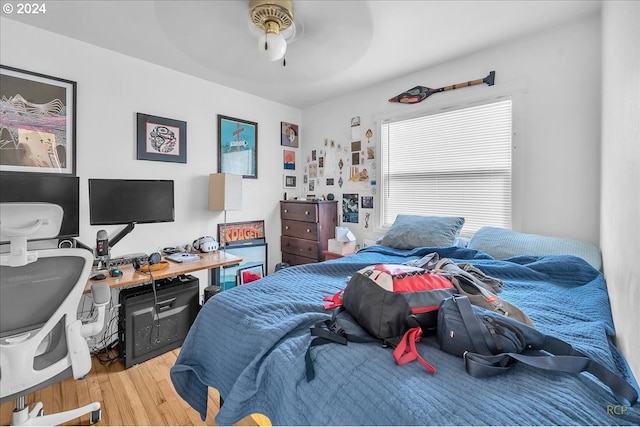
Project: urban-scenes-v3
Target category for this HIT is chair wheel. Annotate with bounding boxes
[90,409,102,424]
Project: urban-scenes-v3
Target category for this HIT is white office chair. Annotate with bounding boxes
[0,203,110,426]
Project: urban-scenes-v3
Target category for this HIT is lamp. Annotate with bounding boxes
[209,173,243,253]
[249,0,294,62]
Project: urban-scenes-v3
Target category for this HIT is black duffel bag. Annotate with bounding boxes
[437,295,638,406]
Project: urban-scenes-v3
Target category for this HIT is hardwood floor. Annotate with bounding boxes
[0,348,258,426]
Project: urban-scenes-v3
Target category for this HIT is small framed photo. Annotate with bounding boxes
[238,264,264,285]
[137,113,187,163]
[284,175,296,188]
[281,121,299,147]
[283,149,295,170]
[1,65,77,175]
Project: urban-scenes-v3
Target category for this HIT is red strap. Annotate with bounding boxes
[323,289,344,309]
[393,327,436,374]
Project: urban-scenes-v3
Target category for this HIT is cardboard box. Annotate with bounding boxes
[328,238,357,255]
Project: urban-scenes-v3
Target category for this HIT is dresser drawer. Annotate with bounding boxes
[282,219,319,240]
[281,202,319,223]
[281,236,319,260]
[281,252,317,266]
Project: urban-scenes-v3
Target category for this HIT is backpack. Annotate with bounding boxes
[437,295,638,406]
[305,264,456,381]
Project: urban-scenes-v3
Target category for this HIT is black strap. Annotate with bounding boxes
[305,319,347,381]
[454,295,494,355]
[454,295,638,405]
[305,314,378,382]
[464,351,638,406]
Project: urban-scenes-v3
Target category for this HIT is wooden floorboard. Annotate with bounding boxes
[0,348,258,426]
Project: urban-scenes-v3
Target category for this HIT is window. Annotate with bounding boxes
[381,99,512,236]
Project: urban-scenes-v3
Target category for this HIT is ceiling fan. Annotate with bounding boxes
[248,0,303,65]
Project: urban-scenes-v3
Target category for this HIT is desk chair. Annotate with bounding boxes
[1,203,110,425]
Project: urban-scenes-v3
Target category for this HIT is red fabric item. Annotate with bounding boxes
[323,289,344,309]
[393,327,436,374]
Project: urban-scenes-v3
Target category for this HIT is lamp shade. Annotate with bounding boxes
[209,173,242,211]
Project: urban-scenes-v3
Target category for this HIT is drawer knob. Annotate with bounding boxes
[305,211,309,215]
[306,229,310,233]
[285,226,289,230]
[284,209,288,213]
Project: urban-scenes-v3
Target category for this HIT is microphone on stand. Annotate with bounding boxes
[96,229,109,269]
[96,230,109,257]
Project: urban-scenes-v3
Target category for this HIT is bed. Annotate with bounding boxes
[171,221,640,426]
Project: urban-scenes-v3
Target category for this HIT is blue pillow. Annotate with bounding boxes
[381,214,465,249]
[468,226,602,270]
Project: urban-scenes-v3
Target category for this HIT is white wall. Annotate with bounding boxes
[301,13,602,247]
[1,18,301,284]
[600,0,640,380]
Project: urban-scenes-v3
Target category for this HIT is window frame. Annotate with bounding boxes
[375,90,523,237]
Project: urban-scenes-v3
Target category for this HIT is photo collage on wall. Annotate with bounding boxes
[303,116,377,228]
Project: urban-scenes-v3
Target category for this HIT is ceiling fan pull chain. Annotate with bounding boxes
[264,28,268,51]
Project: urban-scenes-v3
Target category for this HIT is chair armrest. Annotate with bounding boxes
[80,283,111,338]
[91,282,110,306]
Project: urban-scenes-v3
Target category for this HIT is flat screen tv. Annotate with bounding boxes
[88,179,175,226]
[0,174,80,242]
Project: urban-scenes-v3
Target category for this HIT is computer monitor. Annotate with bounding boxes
[88,179,175,226]
[0,174,79,243]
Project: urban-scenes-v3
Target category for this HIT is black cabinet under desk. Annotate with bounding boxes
[118,275,199,368]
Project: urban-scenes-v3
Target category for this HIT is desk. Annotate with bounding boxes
[84,251,242,293]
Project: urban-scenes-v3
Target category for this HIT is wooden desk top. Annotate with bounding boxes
[84,251,242,293]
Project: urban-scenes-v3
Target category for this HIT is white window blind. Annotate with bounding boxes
[381,99,512,236]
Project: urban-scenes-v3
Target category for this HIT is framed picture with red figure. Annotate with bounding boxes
[238,264,264,285]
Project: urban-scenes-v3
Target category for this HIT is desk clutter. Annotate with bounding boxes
[166,252,201,263]
[95,252,167,272]
[135,260,170,272]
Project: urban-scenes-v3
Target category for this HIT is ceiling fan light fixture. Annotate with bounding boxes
[249,0,294,62]
[259,31,287,61]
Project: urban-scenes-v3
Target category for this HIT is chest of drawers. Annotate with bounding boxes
[280,200,337,265]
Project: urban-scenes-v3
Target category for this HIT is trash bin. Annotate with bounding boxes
[203,285,222,304]
[275,262,290,272]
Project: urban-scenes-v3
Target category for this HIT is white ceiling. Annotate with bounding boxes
[3,0,601,109]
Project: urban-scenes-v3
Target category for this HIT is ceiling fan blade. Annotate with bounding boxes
[282,16,304,43]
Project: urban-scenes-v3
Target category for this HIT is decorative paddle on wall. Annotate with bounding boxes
[389,71,495,104]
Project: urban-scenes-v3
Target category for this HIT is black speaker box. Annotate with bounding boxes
[118,275,199,368]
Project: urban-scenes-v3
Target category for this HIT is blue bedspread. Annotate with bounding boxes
[171,246,640,425]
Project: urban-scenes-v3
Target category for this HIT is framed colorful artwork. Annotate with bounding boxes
[281,121,299,147]
[283,149,295,170]
[0,65,77,175]
[218,115,258,178]
[238,264,264,285]
[136,113,187,163]
[217,220,266,248]
[211,243,268,291]
[342,193,359,223]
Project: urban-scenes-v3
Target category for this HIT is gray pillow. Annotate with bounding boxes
[381,214,465,249]
[468,226,602,270]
